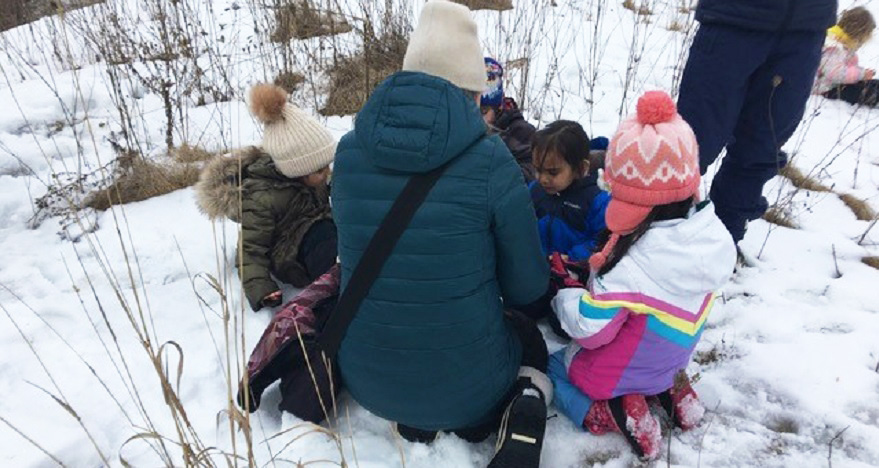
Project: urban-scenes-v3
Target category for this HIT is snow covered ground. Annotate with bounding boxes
[1,1,878,466]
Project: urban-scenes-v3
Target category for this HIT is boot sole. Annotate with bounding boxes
[488,395,546,468]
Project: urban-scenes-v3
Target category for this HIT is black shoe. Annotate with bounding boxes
[395,423,438,444]
[488,386,546,468]
[546,312,571,341]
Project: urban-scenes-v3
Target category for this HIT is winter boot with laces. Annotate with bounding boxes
[583,394,661,460]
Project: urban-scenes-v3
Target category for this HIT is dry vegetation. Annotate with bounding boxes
[0,0,104,32]
[270,0,352,43]
[320,24,409,116]
[862,256,879,270]
[762,205,799,229]
[84,148,213,211]
[274,70,306,93]
[451,0,514,11]
[622,0,652,16]
[838,193,877,222]
[779,164,833,192]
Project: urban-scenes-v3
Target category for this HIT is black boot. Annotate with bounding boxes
[395,423,439,444]
[487,382,547,468]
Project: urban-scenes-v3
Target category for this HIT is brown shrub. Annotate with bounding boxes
[838,193,877,221]
[862,257,879,270]
[85,150,207,211]
[451,0,513,11]
[622,0,652,16]
[320,26,409,116]
[505,57,530,71]
[274,71,306,94]
[171,144,214,164]
[762,205,798,229]
[667,20,685,32]
[270,0,352,43]
[1,0,104,32]
[779,164,832,192]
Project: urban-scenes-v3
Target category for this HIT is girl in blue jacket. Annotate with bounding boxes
[530,121,610,262]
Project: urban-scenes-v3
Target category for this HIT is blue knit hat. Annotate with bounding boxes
[481,57,504,109]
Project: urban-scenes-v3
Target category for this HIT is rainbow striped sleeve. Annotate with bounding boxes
[553,289,630,350]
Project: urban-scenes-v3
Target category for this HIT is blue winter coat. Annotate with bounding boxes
[530,176,610,262]
[695,0,837,32]
[332,71,549,431]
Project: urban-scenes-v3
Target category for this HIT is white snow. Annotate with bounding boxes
[2,0,879,467]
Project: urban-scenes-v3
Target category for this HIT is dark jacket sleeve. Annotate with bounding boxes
[488,142,550,306]
[240,191,279,310]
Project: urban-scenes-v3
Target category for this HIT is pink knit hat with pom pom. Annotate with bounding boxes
[589,90,700,272]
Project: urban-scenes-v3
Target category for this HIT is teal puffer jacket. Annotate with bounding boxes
[332,72,548,431]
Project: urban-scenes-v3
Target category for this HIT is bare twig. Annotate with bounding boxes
[831,244,842,279]
[827,426,850,468]
[696,401,721,468]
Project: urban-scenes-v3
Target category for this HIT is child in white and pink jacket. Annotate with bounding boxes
[547,91,737,460]
[814,7,879,107]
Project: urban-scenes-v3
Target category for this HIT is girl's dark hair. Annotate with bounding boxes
[593,196,696,277]
[839,7,876,45]
[532,120,590,174]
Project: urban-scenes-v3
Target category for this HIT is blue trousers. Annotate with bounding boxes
[548,350,593,428]
[677,24,824,242]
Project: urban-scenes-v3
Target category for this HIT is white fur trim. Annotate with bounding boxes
[402,0,486,92]
[518,366,553,407]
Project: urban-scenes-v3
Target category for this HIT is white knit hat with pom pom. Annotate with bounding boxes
[249,84,336,178]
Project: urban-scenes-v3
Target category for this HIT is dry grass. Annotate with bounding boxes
[270,0,352,43]
[451,0,513,11]
[274,71,306,94]
[622,0,652,16]
[861,256,879,270]
[838,193,877,222]
[779,164,832,192]
[762,205,799,229]
[667,20,685,32]
[170,144,214,164]
[84,150,209,211]
[505,57,530,71]
[0,0,104,32]
[320,26,408,116]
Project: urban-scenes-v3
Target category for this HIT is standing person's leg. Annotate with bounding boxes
[709,30,825,242]
[677,24,771,173]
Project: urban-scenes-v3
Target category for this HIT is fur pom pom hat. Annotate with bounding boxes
[249,84,336,178]
[402,0,486,92]
[590,90,700,272]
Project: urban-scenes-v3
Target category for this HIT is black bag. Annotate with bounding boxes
[239,161,450,423]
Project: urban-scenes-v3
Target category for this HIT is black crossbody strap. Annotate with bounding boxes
[318,162,449,357]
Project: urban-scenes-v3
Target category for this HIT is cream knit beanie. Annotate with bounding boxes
[249,84,336,178]
[402,0,486,92]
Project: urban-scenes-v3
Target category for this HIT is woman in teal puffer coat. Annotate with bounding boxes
[332,2,551,466]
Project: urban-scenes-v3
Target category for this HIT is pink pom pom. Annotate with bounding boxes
[636,91,676,125]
